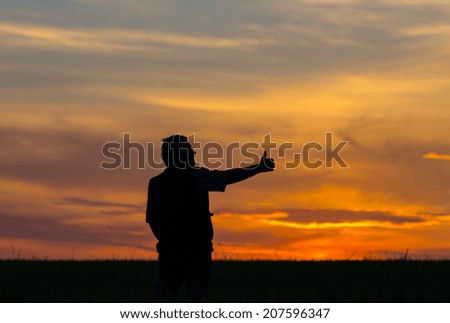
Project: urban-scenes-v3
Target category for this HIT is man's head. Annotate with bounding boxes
[161,134,196,169]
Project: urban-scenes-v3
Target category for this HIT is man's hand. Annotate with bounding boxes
[258,150,275,172]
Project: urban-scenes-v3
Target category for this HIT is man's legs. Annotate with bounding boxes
[155,252,212,302]
[155,254,185,302]
[185,253,212,302]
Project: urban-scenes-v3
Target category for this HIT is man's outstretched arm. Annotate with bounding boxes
[224,151,275,185]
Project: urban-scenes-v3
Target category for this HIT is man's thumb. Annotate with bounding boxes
[263,150,267,159]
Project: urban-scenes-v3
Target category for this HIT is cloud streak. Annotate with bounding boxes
[58,196,142,210]
[0,22,279,53]
[423,152,450,161]
[215,208,427,232]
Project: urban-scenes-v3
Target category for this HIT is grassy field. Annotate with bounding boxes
[1,260,449,302]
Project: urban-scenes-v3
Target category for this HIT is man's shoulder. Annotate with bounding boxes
[193,166,210,173]
[193,167,227,192]
[193,166,223,173]
[149,169,169,185]
[149,167,220,183]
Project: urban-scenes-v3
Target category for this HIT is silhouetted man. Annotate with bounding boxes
[146,134,275,301]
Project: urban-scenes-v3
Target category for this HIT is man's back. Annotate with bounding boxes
[146,167,214,255]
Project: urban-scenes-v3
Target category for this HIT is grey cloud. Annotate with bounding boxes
[0,212,152,250]
[2,0,449,101]
[0,125,160,191]
[284,208,423,224]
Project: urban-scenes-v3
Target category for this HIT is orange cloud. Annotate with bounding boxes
[423,153,450,161]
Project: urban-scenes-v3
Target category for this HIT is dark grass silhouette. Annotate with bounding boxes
[1,260,449,302]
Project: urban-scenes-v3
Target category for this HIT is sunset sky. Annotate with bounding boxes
[1,0,449,260]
